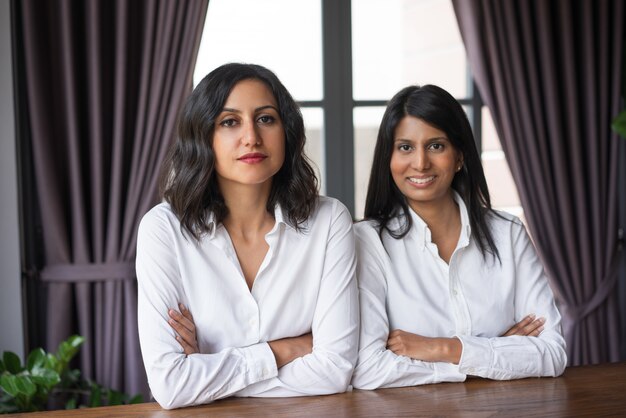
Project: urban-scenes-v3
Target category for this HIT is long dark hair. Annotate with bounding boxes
[364,84,500,261]
[159,63,318,240]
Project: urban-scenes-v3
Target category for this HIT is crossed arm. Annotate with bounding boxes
[385,314,545,364]
[169,304,542,376]
[168,303,313,367]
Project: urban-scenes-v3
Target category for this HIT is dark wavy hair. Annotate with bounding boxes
[159,63,318,240]
[364,84,501,261]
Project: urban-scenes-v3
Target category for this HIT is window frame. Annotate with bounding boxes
[297,0,484,216]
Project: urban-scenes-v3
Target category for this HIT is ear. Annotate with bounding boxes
[456,153,464,172]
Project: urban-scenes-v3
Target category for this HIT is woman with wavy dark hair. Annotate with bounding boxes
[351,84,566,389]
[136,63,358,409]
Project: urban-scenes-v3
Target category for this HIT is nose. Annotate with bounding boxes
[412,148,430,171]
[242,120,261,147]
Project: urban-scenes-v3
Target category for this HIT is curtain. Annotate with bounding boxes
[452,0,625,364]
[19,0,208,396]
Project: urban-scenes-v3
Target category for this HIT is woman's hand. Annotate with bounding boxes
[387,330,462,364]
[168,303,199,355]
[501,314,545,337]
[268,333,313,368]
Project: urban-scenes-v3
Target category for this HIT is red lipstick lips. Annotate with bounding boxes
[238,152,267,164]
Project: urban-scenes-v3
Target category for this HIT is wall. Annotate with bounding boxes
[0,0,25,357]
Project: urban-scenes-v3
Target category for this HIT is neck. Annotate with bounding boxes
[219,180,275,237]
[409,192,460,237]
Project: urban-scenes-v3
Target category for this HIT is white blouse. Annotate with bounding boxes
[351,193,566,389]
[136,196,359,409]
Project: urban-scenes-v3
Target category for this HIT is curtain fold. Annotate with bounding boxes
[452,0,624,364]
[19,0,208,396]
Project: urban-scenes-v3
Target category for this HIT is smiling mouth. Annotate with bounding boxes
[238,153,267,164]
[408,176,435,185]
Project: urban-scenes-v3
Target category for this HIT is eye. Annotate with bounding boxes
[219,118,237,127]
[257,115,276,124]
[428,143,445,152]
[397,143,413,152]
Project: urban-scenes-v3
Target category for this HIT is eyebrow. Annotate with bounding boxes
[221,105,278,113]
[393,136,449,142]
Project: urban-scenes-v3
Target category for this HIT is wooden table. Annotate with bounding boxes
[6,362,626,417]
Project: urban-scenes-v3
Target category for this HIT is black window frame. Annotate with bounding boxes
[297,0,484,216]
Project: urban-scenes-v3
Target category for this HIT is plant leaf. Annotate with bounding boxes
[67,335,85,349]
[14,376,36,397]
[45,354,60,374]
[89,384,102,407]
[0,398,19,414]
[61,368,81,385]
[26,348,46,372]
[2,352,23,374]
[129,394,144,404]
[0,374,20,397]
[30,368,61,390]
[612,110,626,139]
[56,336,84,365]
[0,357,5,373]
[108,389,123,406]
[65,397,77,409]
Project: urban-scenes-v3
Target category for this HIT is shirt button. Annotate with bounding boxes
[452,289,458,296]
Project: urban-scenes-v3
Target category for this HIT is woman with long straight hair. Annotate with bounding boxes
[136,63,359,408]
[351,84,566,389]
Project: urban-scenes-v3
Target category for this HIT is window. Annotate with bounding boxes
[194,0,326,191]
[194,0,523,220]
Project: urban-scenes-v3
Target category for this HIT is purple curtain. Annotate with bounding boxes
[452,0,625,364]
[19,0,208,396]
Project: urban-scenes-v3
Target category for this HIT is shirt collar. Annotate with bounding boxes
[406,206,430,250]
[204,203,292,240]
[272,204,293,233]
[405,190,472,249]
[452,191,472,248]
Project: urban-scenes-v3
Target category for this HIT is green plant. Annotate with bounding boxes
[0,336,142,413]
[612,110,626,138]
[613,44,626,139]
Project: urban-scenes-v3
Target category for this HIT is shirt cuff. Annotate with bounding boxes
[433,361,467,382]
[241,342,278,382]
[456,335,492,376]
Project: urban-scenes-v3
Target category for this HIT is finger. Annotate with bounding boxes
[169,308,196,335]
[388,329,401,339]
[175,335,195,356]
[503,314,535,336]
[528,324,545,337]
[388,342,402,355]
[525,318,545,337]
[520,317,545,336]
[386,338,400,351]
[167,313,186,334]
[179,303,194,321]
[175,328,199,354]
[169,317,197,346]
[168,313,195,342]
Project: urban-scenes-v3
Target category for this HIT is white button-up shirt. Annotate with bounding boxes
[136,196,359,409]
[352,193,566,389]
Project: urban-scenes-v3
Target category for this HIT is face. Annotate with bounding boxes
[390,115,463,212]
[212,79,285,190]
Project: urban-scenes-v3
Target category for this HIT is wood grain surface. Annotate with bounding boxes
[5,362,625,417]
